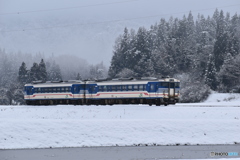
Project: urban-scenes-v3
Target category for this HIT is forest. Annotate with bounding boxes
[0,9,239,104]
[108,9,240,102]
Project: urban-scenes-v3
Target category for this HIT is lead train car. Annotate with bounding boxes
[24,80,85,105]
[24,77,180,106]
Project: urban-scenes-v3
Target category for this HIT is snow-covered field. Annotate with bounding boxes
[0,93,240,149]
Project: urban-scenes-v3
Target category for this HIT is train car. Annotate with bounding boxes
[24,80,84,105]
[24,77,180,106]
[84,77,180,106]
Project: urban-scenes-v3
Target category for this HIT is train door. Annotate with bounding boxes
[25,86,33,99]
[155,83,160,97]
[83,83,86,104]
[169,82,175,98]
[87,84,97,99]
[148,82,157,98]
[72,84,80,99]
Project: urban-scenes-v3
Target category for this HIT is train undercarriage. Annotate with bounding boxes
[25,97,179,106]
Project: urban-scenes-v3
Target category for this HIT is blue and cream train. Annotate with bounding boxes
[24,77,180,106]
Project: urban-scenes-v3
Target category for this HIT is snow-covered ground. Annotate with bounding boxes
[0,93,240,149]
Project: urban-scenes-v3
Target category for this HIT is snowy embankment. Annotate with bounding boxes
[0,93,240,149]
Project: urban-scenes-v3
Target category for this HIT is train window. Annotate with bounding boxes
[117,85,121,91]
[57,88,60,93]
[107,86,111,92]
[122,85,126,91]
[112,86,116,92]
[53,88,56,92]
[28,88,32,94]
[175,82,180,88]
[161,82,169,88]
[150,84,155,91]
[170,83,174,88]
[62,87,65,92]
[90,86,95,93]
[134,85,138,91]
[73,86,76,92]
[128,85,132,91]
[139,85,143,91]
[143,85,146,91]
[103,86,107,92]
[95,86,98,92]
[34,88,38,93]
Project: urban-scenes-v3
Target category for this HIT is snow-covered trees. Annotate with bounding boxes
[205,54,217,90]
[0,48,108,105]
[46,61,62,81]
[89,62,108,79]
[18,62,28,84]
[109,10,240,101]
[39,59,47,82]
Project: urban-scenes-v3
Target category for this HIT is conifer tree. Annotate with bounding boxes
[205,54,217,90]
[76,73,82,80]
[18,62,28,84]
[213,10,228,71]
[39,59,47,82]
[29,62,40,82]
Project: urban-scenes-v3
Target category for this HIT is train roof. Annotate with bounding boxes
[90,77,180,85]
[25,77,180,87]
[24,80,84,87]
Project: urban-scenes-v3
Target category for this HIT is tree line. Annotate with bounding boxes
[0,50,108,105]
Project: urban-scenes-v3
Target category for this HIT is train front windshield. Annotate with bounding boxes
[25,86,33,95]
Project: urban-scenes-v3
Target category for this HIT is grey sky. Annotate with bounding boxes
[1,0,239,21]
[0,0,239,65]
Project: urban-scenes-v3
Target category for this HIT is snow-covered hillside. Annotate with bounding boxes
[0,93,240,149]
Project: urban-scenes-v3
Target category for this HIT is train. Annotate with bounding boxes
[24,77,180,106]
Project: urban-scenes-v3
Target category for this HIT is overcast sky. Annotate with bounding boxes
[0,0,240,65]
[1,0,239,20]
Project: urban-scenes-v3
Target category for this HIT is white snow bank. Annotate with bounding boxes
[205,93,240,103]
[180,93,240,106]
[0,104,240,149]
